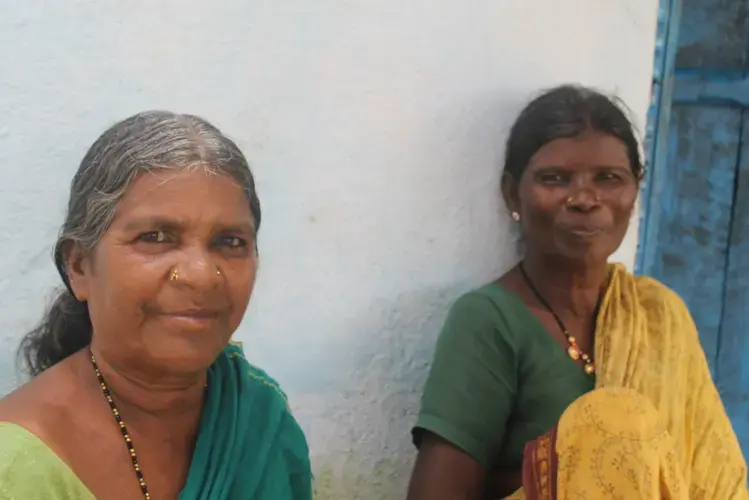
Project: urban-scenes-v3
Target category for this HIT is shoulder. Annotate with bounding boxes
[452,282,521,311]
[0,421,41,456]
[246,361,293,412]
[632,274,692,318]
[0,423,92,499]
[224,341,290,407]
[439,284,532,349]
[623,272,700,349]
[424,285,525,389]
[633,273,680,301]
[0,358,84,437]
[605,262,689,315]
[222,344,312,482]
[446,283,527,327]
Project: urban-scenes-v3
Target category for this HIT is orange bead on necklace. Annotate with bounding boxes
[519,263,597,375]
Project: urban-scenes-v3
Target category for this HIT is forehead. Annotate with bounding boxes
[112,169,252,226]
[527,131,630,169]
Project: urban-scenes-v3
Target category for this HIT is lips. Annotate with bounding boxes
[569,227,603,236]
[159,309,219,330]
[164,309,218,318]
[561,225,605,238]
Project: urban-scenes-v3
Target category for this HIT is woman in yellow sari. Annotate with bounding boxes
[406,85,748,499]
[521,266,746,499]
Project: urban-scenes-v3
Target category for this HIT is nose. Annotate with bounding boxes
[171,244,222,289]
[565,187,602,213]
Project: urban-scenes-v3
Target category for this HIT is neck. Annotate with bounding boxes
[521,252,609,318]
[80,347,206,439]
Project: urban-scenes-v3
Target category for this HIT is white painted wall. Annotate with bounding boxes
[0,1,656,497]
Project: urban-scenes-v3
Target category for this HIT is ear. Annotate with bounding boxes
[501,172,521,216]
[64,241,93,302]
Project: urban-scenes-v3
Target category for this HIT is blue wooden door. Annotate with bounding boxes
[638,0,749,451]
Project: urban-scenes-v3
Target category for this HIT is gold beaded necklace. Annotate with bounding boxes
[90,350,151,499]
[519,263,597,375]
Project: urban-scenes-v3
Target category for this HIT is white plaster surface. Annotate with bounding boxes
[0,1,656,497]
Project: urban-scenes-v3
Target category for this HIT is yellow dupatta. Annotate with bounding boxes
[518,264,748,499]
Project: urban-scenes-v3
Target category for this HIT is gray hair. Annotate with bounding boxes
[20,111,262,376]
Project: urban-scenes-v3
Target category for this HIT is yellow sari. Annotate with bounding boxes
[519,264,748,499]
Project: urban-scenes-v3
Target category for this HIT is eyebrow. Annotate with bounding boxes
[532,164,630,171]
[121,216,255,234]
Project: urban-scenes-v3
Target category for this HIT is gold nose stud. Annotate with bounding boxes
[170,267,221,280]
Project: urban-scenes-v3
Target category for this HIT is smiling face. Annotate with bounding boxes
[503,130,639,266]
[66,168,258,373]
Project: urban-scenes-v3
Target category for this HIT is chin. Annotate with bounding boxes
[142,335,230,372]
[554,237,614,262]
[555,248,613,267]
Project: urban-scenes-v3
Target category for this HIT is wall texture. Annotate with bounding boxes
[0,1,657,497]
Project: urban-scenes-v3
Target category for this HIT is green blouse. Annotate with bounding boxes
[413,283,595,468]
[0,422,94,499]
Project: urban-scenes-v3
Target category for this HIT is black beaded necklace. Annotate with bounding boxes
[90,349,151,499]
[518,262,597,375]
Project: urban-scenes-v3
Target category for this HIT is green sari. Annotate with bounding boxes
[0,343,314,499]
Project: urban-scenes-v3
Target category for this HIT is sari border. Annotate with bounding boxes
[522,426,558,500]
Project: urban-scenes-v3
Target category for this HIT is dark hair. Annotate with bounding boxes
[19,111,262,376]
[502,84,644,181]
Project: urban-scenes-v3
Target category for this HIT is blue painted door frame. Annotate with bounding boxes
[638,0,749,453]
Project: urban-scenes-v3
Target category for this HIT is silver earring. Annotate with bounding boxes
[511,211,520,222]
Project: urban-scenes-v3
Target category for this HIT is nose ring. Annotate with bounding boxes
[216,267,222,276]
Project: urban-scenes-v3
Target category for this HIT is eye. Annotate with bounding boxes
[215,235,247,249]
[536,172,569,184]
[597,171,624,183]
[138,230,171,243]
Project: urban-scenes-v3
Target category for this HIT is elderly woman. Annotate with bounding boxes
[0,112,313,499]
[407,85,749,499]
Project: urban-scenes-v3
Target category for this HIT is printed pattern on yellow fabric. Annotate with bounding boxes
[511,264,748,500]
[556,388,688,499]
[588,264,748,499]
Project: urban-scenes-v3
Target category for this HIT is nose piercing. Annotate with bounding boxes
[566,194,600,205]
[171,266,221,280]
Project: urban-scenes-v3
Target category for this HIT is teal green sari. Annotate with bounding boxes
[0,343,313,499]
[182,342,314,499]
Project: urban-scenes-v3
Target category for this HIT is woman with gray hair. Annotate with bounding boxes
[0,112,313,499]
